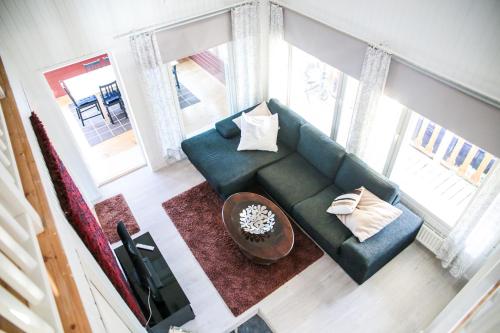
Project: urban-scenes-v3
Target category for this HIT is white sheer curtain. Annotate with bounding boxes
[347,46,391,160]
[268,3,288,102]
[227,2,264,113]
[130,32,185,161]
[437,163,500,279]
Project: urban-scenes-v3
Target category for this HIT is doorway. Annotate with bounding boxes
[170,44,230,136]
[43,53,146,186]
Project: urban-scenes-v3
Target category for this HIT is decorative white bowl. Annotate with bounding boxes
[239,204,276,235]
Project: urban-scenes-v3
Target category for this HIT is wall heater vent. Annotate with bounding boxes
[417,224,445,254]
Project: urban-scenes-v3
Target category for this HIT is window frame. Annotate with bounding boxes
[330,73,346,141]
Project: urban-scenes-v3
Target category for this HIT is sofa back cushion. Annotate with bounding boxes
[334,154,399,203]
[268,98,305,149]
[297,124,345,179]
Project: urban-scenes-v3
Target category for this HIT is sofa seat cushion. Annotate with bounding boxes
[76,95,98,108]
[182,129,292,198]
[292,185,353,255]
[337,203,423,283]
[256,152,331,211]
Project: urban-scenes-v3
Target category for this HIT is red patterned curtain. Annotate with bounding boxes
[30,112,145,325]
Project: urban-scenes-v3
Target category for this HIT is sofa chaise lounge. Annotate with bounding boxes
[181,98,423,284]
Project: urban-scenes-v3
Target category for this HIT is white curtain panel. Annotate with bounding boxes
[347,46,391,160]
[228,2,264,112]
[268,3,288,102]
[437,162,500,279]
[130,32,185,161]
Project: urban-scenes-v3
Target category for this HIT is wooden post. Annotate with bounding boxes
[0,57,92,332]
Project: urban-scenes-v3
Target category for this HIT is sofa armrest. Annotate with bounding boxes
[214,111,243,138]
[214,104,262,138]
[337,203,423,284]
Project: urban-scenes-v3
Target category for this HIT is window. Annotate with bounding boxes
[389,112,497,227]
[175,43,230,137]
[275,42,498,233]
[288,46,341,135]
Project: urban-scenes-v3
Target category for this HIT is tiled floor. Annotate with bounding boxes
[70,103,131,146]
[176,82,200,109]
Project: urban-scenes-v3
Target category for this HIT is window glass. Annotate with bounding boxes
[336,87,404,173]
[362,96,404,173]
[390,112,497,226]
[288,46,340,135]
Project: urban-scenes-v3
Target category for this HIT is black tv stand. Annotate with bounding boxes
[115,232,195,331]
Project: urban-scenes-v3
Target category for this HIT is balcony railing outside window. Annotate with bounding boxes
[390,112,497,227]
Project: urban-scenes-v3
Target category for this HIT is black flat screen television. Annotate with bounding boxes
[116,221,163,301]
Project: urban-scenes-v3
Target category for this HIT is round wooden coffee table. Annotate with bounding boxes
[222,192,294,265]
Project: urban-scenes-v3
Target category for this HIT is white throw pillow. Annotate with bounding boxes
[326,187,364,215]
[237,113,279,152]
[233,102,272,129]
[336,188,402,242]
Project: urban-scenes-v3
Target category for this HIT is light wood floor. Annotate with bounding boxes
[100,161,461,333]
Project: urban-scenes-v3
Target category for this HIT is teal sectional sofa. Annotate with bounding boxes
[181,98,422,284]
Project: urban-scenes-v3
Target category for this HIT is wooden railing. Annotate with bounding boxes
[0,57,92,332]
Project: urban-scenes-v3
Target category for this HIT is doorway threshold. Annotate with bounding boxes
[96,163,147,188]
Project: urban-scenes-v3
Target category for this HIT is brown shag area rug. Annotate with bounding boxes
[95,194,140,244]
[162,182,323,316]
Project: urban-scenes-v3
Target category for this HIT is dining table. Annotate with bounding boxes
[63,65,116,101]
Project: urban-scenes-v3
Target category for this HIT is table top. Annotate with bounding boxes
[222,192,294,262]
[64,66,116,100]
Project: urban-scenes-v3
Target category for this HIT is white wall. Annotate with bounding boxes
[0,0,243,200]
[0,0,242,70]
[3,55,101,202]
[425,246,500,332]
[280,0,500,103]
[110,38,167,170]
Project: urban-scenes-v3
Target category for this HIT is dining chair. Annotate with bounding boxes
[102,56,110,65]
[172,64,180,89]
[60,81,104,127]
[99,81,127,124]
[83,59,101,72]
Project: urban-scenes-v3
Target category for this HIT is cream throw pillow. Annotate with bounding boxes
[233,102,272,129]
[237,113,279,152]
[327,187,364,215]
[336,188,402,242]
